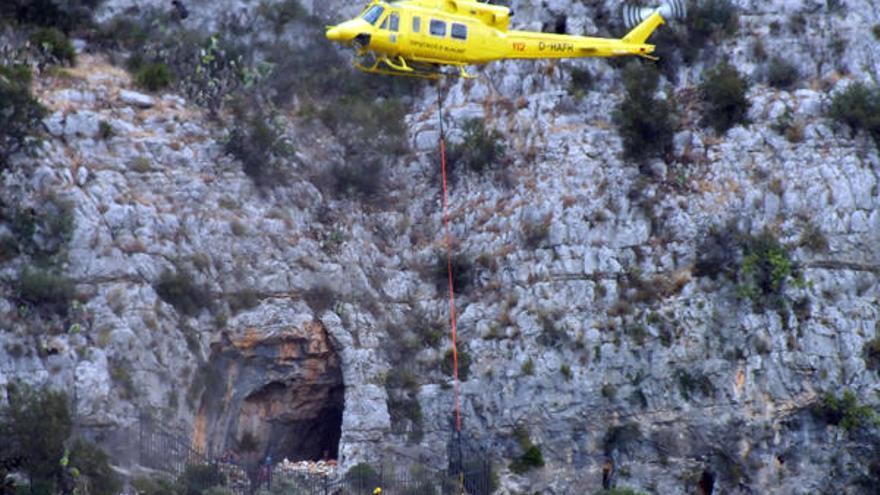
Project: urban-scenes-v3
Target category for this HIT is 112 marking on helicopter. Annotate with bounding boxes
[325,0,686,79]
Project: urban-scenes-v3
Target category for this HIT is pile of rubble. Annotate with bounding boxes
[217,462,249,492]
[273,459,338,478]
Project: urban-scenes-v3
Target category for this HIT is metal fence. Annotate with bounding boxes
[137,419,495,495]
[138,418,209,476]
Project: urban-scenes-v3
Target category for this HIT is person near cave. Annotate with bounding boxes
[259,454,273,490]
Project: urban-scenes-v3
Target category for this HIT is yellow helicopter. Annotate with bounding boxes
[325,0,686,79]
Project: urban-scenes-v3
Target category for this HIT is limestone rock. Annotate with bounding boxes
[119,90,156,108]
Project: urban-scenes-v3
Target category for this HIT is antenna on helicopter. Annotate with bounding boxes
[622,0,687,29]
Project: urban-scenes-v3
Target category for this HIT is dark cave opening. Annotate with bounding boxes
[260,384,344,462]
[698,470,715,495]
[236,378,345,464]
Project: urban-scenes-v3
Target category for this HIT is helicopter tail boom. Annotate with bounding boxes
[621,10,665,44]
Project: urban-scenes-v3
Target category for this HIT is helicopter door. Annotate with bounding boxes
[377,10,403,53]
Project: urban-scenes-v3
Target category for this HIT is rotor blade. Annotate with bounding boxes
[622,0,687,29]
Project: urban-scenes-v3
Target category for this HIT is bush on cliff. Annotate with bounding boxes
[154,269,212,317]
[446,118,506,175]
[613,62,675,163]
[828,82,880,146]
[0,0,102,32]
[29,27,76,65]
[0,385,117,495]
[700,62,750,134]
[0,64,45,168]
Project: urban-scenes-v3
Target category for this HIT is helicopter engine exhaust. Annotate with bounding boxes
[622,0,687,29]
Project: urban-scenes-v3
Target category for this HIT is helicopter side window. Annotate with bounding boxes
[362,5,384,25]
[413,16,421,33]
[389,12,399,32]
[429,19,446,37]
[451,23,467,40]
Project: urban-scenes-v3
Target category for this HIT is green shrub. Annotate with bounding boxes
[301,284,337,314]
[386,394,423,442]
[594,489,650,495]
[316,96,409,188]
[259,0,306,34]
[68,440,122,495]
[447,118,506,175]
[560,364,572,380]
[522,212,553,249]
[441,346,471,381]
[154,269,212,317]
[93,16,150,52]
[29,27,76,65]
[108,359,137,399]
[225,109,292,188]
[0,64,46,167]
[694,225,740,280]
[766,57,799,90]
[811,390,878,431]
[687,0,739,44]
[771,107,805,143]
[327,161,384,200]
[345,463,380,488]
[509,428,544,474]
[568,67,594,98]
[98,120,114,140]
[0,385,72,491]
[799,222,828,252]
[17,267,75,314]
[521,358,534,376]
[613,62,675,163]
[2,194,74,263]
[177,35,249,115]
[700,62,750,133]
[864,336,880,372]
[176,464,226,495]
[601,383,617,400]
[674,369,715,401]
[0,0,101,32]
[135,62,173,92]
[227,288,260,314]
[873,24,880,39]
[828,82,880,145]
[736,230,795,308]
[131,476,177,495]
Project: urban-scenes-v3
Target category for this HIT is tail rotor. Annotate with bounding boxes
[623,0,687,29]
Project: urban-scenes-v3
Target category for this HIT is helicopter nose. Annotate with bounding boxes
[326,26,344,42]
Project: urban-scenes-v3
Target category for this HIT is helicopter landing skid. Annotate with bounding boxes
[352,53,475,80]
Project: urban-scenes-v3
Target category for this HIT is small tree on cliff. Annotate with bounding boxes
[613,62,676,164]
[1,384,72,492]
[0,384,120,495]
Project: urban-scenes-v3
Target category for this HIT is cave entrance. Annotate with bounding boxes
[237,379,344,462]
[212,322,345,467]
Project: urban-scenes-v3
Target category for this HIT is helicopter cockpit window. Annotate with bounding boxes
[451,23,467,40]
[362,5,384,25]
[429,19,446,37]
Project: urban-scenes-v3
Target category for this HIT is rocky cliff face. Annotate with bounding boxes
[1,0,879,494]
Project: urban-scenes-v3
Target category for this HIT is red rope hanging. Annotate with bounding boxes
[437,91,462,434]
